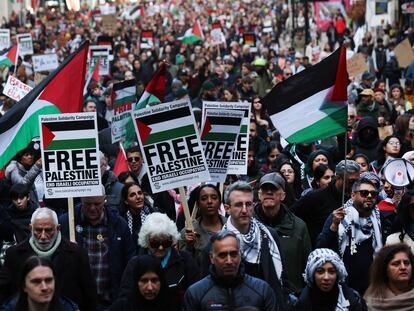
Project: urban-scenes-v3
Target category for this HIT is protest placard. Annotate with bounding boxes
[243,33,257,53]
[210,29,226,46]
[32,54,59,72]
[203,101,251,175]
[16,33,34,56]
[201,109,244,182]
[39,112,103,199]
[89,45,110,75]
[111,79,137,143]
[102,15,117,34]
[140,31,154,49]
[394,38,414,68]
[132,100,210,193]
[3,75,32,102]
[346,53,368,77]
[0,29,10,51]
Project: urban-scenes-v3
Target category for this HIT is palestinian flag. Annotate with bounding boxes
[113,142,128,176]
[179,21,204,44]
[112,79,136,109]
[136,105,196,146]
[201,112,243,142]
[0,46,18,67]
[136,61,166,109]
[0,41,89,169]
[41,119,96,151]
[262,47,348,144]
[83,57,101,96]
[127,5,144,20]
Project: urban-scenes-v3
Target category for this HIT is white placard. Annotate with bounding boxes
[3,75,32,101]
[16,33,34,56]
[32,54,59,72]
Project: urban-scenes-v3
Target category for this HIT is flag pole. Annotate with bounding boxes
[67,197,76,242]
[341,131,348,207]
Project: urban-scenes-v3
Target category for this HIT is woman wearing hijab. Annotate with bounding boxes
[110,255,173,311]
[294,248,366,311]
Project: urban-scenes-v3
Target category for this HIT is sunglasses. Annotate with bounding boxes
[356,190,378,198]
[127,157,141,163]
[149,239,173,249]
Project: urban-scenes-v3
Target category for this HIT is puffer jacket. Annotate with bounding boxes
[182,266,278,311]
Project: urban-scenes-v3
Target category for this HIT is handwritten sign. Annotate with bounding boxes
[3,75,33,101]
[395,38,414,68]
[32,54,59,72]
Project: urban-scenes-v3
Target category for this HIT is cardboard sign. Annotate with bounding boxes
[16,33,34,56]
[0,29,10,51]
[3,75,32,101]
[39,112,103,198]
[394,38,414,68]
[32,54,59,72]
[132,100,210,193]
[111,79,137,143]
[102,15,117,34]
[89,45,110,76]
[203,101,251,175]
[201,109,244,182]
[347,53,368,77]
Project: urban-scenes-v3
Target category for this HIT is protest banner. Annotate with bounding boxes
[243,33,257,52]
[102,15,117,34]
[39,112,103,199]
[32,53,59,72]
[3,75,33,101]
[0,29,10,51]
[100,4,116,15]
[16,33,34,56]
[203,101,251,175]
[140,31,154,49]
[132,100,210,193]
[346,53,368,77]
[201,109,244,182]
[89,45,110,75]
[394,38,414,68]
[111,79,137,143]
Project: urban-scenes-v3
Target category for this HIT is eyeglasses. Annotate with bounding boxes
[231,201,254,209]
[127,157,141,163]
[387,141,401,147]
[149,238,173,249]
[355,190,379,198]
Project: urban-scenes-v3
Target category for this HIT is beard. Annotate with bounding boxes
[33,233,58,251]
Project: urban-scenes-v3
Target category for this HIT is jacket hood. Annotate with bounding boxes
[352,116,379,147]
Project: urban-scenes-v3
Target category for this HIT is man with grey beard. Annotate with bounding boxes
[0,207,98,310]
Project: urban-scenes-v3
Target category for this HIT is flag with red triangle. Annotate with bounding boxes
[113,142,129,176]
[83,56,101,96]
[0,46,18,67]
[0,41,89,169]
[179,21,204,44]
[262,47,348,144]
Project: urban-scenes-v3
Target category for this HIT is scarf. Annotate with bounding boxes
[29,231,62,258]
[338,199,382,257]
[366,287,414,311]
[223,217,282,279]
[310,284,350,311]
[126,205,151,234]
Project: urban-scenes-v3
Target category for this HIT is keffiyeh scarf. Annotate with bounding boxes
[338,199,383,257]
[223,217,283,280]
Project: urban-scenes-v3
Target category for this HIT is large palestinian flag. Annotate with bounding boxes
[179,21,204,44]
[0,41,89,169]
[0,46,18,67]
[262,47,348,144]
[41,119,96,151]
[136,105,196,146]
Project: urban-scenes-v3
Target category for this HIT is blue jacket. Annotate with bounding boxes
[1,297,78,311]
[59,205,135,300]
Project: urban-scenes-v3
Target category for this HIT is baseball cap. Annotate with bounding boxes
[259,173,285,191]
[360,89,374,97]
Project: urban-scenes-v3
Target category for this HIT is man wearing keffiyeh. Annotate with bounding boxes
[316,177,384,295]
[222,181,293,310]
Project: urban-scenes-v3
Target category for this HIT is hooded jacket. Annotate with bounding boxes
[351,117,381,162]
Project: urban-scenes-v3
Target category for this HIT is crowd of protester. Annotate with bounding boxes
[1,0,414,310]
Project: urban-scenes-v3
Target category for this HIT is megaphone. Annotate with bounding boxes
[382,158,414,188]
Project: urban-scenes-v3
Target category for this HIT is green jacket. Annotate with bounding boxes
[254,203,312,291]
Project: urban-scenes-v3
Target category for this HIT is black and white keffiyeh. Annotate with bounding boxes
[223,217,283,280]
[338,199,383,257]
[126,205,151,234]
